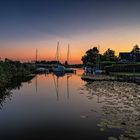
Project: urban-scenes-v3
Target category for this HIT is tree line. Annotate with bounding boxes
[81,44,140,66]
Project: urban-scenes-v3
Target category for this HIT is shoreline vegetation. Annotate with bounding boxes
[0,59,36,108]
[81,44,140,83]
[0,59,35,91]
[1,44,140,93]
[0,58,82,92]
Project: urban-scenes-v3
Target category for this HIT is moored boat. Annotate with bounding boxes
[36,67,49,74]
[53,65,65,73]
[65,67,76,73]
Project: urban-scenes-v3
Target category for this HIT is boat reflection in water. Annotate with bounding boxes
[0,69,140,140]
[53,73,72,101]
[35,71,72,101]
[53,70,65,77]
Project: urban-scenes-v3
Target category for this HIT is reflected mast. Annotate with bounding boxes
[53,75,59,101]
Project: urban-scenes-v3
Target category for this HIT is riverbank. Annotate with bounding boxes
[0,60,35,90]
[81,72,140,83]
[81,74,116,81]
[109,72,140,83]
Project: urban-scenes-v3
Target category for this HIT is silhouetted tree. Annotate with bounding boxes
[81,47,99,66]
[102,48,117,61]
[131,44,140,53]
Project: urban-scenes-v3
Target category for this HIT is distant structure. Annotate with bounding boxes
[119,52,140,62]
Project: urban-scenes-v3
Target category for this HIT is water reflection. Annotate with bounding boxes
[81,81,140,140]
[53,71,65,77]
[67,74,71,99]
[0,76,34,109]
[1,70,140,139]
[53,74,59,101]
[35,75,38,93]
[35,72,72,101]
[0,89,12,110]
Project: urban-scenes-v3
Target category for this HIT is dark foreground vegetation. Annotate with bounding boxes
[0,75,35,109]
[0,59,36,108]
[0,59,35,90]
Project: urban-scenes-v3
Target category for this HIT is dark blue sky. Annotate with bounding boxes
[1,0,140,41]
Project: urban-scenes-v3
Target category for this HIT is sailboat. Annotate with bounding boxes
[35,48,49,74]
[65,44,76,73]
[53,42,76,73]
[53,42,65,73]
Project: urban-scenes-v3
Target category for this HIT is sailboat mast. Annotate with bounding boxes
[56,42,59,63]
[53,75,59,101]
[67,44,70,65]
[36,48,38,62]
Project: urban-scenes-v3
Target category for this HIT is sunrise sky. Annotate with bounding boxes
[0,0,140,63]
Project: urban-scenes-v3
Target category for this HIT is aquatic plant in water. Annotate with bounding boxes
[81,81,140,140]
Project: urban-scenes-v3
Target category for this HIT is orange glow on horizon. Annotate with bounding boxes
[0,41,139,64]
[1,25,140,64]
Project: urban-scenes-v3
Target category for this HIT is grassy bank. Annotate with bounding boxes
[0,59,35,89]
[109,72,140,83]
[105,63,140,73]
[110,72,140,76]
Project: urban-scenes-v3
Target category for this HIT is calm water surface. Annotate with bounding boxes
[0,69,140,140]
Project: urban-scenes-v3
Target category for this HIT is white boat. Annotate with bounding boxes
[94,69,103,74]
[36,67,49,73]
[65,67,76,73]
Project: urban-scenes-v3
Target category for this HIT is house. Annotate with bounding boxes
[119,52,132,62]
[119,52,140,62]
[133,52,140,62]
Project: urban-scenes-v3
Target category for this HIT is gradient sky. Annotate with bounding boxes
[0,0,140,63]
